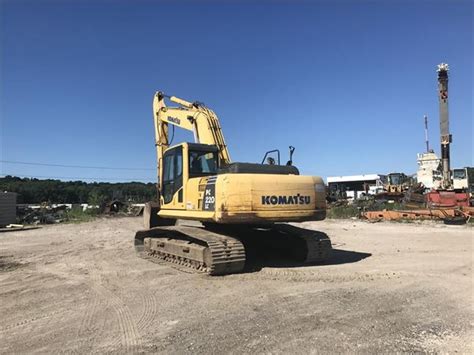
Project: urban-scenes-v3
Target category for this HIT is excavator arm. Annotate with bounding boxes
[153,92,231,190]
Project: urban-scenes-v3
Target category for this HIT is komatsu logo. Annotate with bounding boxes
[261,194,310,205]
[168,116,181,124]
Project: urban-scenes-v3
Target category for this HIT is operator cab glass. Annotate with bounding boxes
[189,150,218,177]
[162,146,183,204]
[453,169,466,179]
[161,143,219,204]
[388,173,404,185]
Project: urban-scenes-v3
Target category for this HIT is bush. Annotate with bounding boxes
[327,205,360,219]
[65,208,99,223]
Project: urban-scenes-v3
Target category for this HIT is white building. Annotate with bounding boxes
[327,174,386,200]
[416,151,442,189]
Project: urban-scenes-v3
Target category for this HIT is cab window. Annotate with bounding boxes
[189,150,218,177]
[453,169,466,179]
[162,146,183,204]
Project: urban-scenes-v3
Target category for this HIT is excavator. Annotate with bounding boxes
[134,92,332,275]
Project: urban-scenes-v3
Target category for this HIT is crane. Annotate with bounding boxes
[425,64,471,208]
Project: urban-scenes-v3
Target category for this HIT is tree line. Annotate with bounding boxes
[0,176,157,205]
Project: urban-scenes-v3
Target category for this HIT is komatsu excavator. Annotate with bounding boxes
[134,92,332,275]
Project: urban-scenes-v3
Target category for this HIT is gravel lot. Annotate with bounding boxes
[0,217,472,353]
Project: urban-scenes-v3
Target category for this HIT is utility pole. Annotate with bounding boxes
[424,115,430,153]
[437,63,452,189]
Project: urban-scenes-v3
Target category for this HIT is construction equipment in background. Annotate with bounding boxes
[134,92,332,275]
[437,63,452,189]
[384,172,410,194]
[415,114,472,200]
[373,172,411,202]
[453,167,474,206]
[425,63,470,207]
[453,167,474,192]
[368,63,472,221]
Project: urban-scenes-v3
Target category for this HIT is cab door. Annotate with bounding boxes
[161,146,185,209]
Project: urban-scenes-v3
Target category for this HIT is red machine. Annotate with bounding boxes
[426,191,469,208]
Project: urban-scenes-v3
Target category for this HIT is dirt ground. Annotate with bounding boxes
[0,217,472,353]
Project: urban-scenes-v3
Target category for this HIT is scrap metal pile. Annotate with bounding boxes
[17,204,68,224]
[15,201,144,226]
[360,205,473,225]
[328,195,473,224]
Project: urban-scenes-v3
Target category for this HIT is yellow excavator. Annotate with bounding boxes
[134,92,332,275]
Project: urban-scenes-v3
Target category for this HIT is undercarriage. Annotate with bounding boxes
[134,222,332,275]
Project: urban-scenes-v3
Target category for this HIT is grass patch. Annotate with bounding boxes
[327,201,413,220]
[65,208,98,223]
[327,205,360,219]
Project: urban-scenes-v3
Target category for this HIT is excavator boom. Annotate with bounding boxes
[153,92,230,188]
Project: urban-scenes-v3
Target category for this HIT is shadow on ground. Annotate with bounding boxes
[239,230,372,273]
[0,255,25,272]
[160,221,372,274]
[323,249,372,265]
[243,247,371,273]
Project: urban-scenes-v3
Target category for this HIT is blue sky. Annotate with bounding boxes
[1,0,472,182]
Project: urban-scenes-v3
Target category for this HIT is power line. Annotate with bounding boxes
[0,160,154,171]
[1,173,155,182]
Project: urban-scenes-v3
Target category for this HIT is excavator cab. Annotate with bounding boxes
[160,143,219,209]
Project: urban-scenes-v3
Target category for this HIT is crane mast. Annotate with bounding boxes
[437,63,452,189]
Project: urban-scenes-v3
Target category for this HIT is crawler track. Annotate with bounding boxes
[205,223,332,265]
[134,226,246,275]
[135,224,332,276]
[272,224,332,263]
